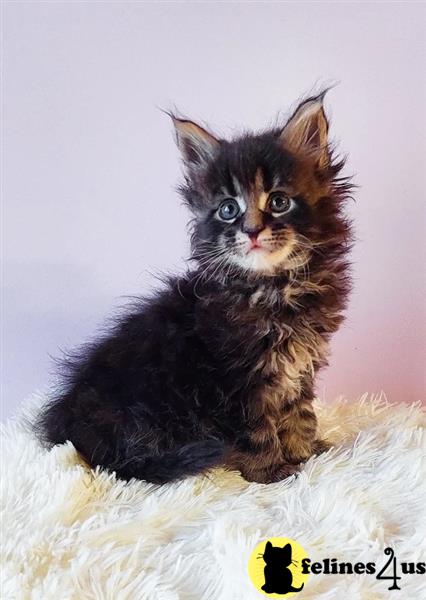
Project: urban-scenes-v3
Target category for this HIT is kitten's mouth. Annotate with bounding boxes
[246,241,265,253]
[246,243,283,258]
[245,236,274,254]
[228,229,304,274]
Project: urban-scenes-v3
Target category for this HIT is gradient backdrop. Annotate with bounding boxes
[3,2,426,419]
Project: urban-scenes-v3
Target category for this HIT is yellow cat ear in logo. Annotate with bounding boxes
[248,537,309,597]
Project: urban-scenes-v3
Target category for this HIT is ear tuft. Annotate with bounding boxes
[280,92,330,167]
[170,114,220,169]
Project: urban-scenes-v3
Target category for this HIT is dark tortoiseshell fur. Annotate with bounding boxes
[37,94,353,484]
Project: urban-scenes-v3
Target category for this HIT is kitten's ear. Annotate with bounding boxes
[279,93,329,167]
[171,116,220,170]
[283,543,291,551]
[265,541,273,551]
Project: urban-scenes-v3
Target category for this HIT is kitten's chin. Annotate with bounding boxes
[230,246,295,275]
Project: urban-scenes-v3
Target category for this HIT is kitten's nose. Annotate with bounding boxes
[242,225,263,240]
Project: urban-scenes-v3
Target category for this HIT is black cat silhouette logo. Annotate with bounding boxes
[248,537,309,597]
[262,541,305,594]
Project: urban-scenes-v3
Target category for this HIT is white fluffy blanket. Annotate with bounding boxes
[1,395,425,599]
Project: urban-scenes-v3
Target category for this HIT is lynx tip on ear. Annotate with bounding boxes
[169,114,220,168]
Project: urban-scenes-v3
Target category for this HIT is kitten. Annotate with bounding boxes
[261,541,304,594]
[37,91,353,485]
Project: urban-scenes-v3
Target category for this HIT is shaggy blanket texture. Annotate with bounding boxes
[1,394,425,599]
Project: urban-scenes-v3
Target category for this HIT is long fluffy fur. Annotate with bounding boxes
[36,93,354,484]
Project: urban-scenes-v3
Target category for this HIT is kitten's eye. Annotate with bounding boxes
[268,192,292,214]
[217,198,240,221]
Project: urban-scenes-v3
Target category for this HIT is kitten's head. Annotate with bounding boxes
[173,93,351,280]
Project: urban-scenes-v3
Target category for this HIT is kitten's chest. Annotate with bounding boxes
[246,287,328,404]
[215,283,328,400]
[245,311,326,455]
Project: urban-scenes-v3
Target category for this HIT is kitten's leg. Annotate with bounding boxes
[225,427,301,484]
[224,399,328,484]
[277,398,329,465]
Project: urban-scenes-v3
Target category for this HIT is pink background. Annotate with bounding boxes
[3,2,425,418]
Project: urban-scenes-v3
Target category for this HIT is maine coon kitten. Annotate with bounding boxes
[37,92,352,484]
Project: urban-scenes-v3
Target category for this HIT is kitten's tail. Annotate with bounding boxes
[35,397,226,484]
[112,439,227,484]
[289,583,304,592]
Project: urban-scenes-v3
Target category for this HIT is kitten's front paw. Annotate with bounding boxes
[270,462,300,482]
[312,438,332,455]
[240,462,300,484]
